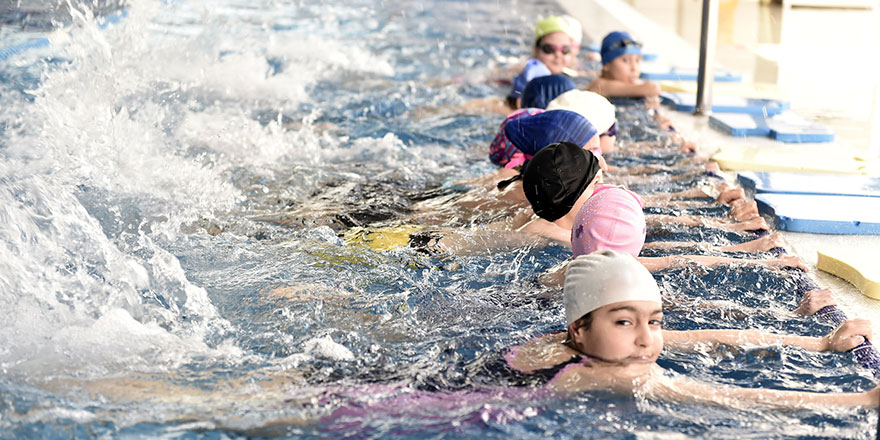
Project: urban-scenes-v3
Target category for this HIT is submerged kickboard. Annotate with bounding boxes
[709,114,772,136]
[711,145,877,175]
[738,171,880,197]
[765,112,835,143]
[754,193,880,234]
[817,249,880,300]
[710,112,835,142]
[641,66,742,82]
[662,92,788,115]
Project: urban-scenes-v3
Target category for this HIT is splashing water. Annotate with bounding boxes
[0,0,877,438]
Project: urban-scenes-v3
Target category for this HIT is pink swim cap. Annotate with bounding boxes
[571,185,646,258]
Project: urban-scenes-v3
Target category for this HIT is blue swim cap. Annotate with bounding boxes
[600,31,642,65]
[503,109,598,157]
[509,58,552,99]
[521,74,576,109]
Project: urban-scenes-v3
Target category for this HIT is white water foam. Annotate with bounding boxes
[0,0,400,379]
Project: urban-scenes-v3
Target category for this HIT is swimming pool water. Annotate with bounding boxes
[0,0,876,438]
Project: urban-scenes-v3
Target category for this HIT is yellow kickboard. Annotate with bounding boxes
[711,145,879,175]
[817,249,880,300]
[659,81,788,101]
[342,225,423,252]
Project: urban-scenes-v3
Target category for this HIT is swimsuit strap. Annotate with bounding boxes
[530,354,589,385]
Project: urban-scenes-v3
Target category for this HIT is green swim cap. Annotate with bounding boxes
[535,15,582,45]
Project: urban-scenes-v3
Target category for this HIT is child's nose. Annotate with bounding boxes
[635,324,653,346]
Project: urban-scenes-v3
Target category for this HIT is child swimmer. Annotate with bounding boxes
[507,16,583,109]
[538,184,805,287]
[508,250,879,408]
[417,143,772,254]
[587,31,696,152]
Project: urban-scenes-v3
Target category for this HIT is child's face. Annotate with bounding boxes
[581,140,607,173]
[570,300,663,364]
[602,54,642,83]
[534,32,574,75]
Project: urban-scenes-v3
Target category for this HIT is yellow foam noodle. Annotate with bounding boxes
[659,81,788,101]
[710,144,878,175]
[817,249,880,300]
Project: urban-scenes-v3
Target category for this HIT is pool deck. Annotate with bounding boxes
[559,0,880,325]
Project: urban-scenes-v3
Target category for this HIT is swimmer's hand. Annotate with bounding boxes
[724,216,769,232]
[763,254,809,272]
[728,199,760,222]
[716,185,746,205]
[538,264,566,289]
[645,95,662,110]
[822,319,872,352]
[794,288,836,316]
[678,138,698,153]
[720,232,784,253]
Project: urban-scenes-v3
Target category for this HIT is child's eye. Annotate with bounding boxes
[649,319,662,326]
[616,320,632,326]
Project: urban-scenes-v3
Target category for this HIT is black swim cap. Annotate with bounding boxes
[522,142,601,221]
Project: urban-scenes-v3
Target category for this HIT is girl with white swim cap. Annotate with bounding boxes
[507,250,878,408]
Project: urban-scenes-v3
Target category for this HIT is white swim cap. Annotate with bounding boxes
[547,90,616,135]
[560,15,583,46]
[564,250,661,325]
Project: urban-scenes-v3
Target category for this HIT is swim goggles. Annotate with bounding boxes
[606,38,642,52]
[539,43,573,55]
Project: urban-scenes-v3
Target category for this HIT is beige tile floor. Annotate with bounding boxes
[560,0,880,323]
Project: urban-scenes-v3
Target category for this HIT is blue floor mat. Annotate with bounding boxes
[755,193,880,234]
[738,171,880,197]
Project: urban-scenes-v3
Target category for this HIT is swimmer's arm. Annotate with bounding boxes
[647,213,769,232]
[640,185,746,206]
[587,78,660,99]
[436,228,549,254]
[505,332,573,373]
[452,167,520,189]
[519,218,572,246]
[662,319,872,352]
[454,97,511,115]
[538,262,566,289]
[651,375,879,409]
[637,254,808,272]
[641,241,705,250]
[646,213,705,228]
[640,186,714,204]
[551,363,880,408]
